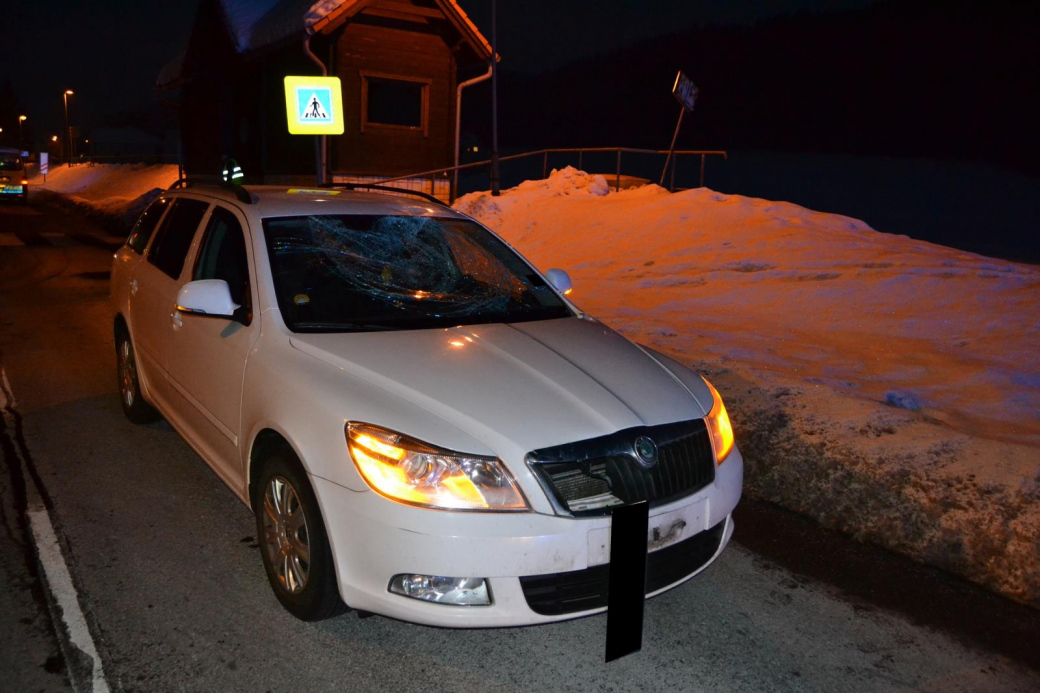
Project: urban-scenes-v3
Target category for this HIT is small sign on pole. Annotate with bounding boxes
[660,71,698,187]
[672,72,699,112]
[40,152,49,182]
[283,76,344,135]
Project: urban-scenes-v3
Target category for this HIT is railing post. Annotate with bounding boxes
[578,151,583,171]
[670,154,677,192]
[699,154,706,188]
[615,150,621,192]
[542,151,548,179]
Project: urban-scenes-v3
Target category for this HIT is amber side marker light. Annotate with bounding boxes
[704,379,734,464]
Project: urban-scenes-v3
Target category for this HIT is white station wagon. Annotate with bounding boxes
[110,181,742,627]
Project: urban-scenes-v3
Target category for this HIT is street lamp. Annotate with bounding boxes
[63,89,75,167]
[18,115,27,144]
[490,0,500,196]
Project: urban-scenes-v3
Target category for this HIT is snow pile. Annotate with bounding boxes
[30,164,179,231]
[456,167,1040,607]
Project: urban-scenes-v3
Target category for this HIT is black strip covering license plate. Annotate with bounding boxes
[605,500,650,662]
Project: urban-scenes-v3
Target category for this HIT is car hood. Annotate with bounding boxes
[288,317,710,457]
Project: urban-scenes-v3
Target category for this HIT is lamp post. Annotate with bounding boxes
[490,0,500,196]
[18,115,27,146]
[63,90,74,166]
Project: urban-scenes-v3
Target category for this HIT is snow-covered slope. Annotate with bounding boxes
[30,163,179,228]
[456,168,1040,607]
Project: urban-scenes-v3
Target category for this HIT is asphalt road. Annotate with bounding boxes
[2,200,1039,692]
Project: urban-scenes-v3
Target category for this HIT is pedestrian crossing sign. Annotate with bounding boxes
[284,76,344,135]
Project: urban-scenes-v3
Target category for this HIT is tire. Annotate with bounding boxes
[253,451,346,621]
[115,329,159,424]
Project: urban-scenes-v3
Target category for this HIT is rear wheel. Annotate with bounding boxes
[254,451,346,621]
[115,329,158,424]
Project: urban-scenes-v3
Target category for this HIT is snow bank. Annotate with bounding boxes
[456,168,1040,607]
[30,164,180,231]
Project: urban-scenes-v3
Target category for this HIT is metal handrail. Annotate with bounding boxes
[354,147,728,200]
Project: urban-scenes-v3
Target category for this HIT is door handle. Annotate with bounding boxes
[171,311,183,331]
[130,279,139,296]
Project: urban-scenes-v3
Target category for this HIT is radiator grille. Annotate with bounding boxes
[529,419,716,516]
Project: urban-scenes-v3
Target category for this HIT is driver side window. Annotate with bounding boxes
[194,206,252,322]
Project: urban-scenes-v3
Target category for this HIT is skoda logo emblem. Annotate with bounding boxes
[633,436,658,468]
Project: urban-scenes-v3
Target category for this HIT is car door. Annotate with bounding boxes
[128,196,211,411]
[113,195,171,321]
[165,204,259,488]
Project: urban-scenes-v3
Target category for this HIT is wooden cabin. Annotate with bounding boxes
[159,0,492,193]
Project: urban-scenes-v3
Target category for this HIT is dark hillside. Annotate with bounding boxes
[468,0,1039,174]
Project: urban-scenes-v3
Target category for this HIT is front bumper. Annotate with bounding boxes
[312,446,743,627]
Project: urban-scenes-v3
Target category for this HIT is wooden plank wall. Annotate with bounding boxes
[334,19,456,176]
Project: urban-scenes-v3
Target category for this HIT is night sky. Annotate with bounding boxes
[0,0,877,144]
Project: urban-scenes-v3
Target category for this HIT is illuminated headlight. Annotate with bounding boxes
[346,422,528,511]
[389,574,490,606]
[703,379,735,464]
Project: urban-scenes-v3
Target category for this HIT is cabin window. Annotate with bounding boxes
[360,72,429,136]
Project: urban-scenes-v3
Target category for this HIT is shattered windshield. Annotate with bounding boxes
[262,215,572,332]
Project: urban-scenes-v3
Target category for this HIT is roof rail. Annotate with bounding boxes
[324,182,448,208]
[168,177,254,205]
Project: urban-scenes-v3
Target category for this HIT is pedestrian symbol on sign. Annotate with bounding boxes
[305,95,327,119]
[297,88,333,123]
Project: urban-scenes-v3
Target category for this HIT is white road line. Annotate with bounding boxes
[28,509,111,693]
[0,366,111,693]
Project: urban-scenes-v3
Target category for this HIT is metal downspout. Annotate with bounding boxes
[303,33,327,185]
[454,64,493,200]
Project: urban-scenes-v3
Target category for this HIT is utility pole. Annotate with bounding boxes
[63,90,74,167]
[490,0,500,196]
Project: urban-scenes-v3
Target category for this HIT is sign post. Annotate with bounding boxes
[39,153,49,183]
[659,72,699,187]
[283,76,344,184]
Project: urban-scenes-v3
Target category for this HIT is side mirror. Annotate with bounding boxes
[176,280,240,319]
[544,268,573,296]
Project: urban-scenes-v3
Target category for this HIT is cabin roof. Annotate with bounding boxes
[219,0,492,58]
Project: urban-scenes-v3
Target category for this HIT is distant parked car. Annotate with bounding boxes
[109,180,742,626]
[0,148,29,203]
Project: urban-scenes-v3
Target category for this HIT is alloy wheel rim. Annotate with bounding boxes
[120,339,136,408]
[262,476,311,594]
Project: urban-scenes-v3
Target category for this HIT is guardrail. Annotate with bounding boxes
[352,147,728,202]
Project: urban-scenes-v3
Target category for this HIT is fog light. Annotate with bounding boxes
[389,574,490,606]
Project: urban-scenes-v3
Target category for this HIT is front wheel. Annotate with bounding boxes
[115,330,158,424]
[254,452,346,621]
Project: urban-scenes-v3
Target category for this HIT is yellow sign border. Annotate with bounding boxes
[284,76,344,135]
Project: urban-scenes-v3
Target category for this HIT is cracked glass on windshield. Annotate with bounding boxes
[262,215,571,332]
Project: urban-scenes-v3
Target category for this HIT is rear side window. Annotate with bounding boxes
[194,207,251,309]
[148,198,210,279]
[127,197,170,254]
